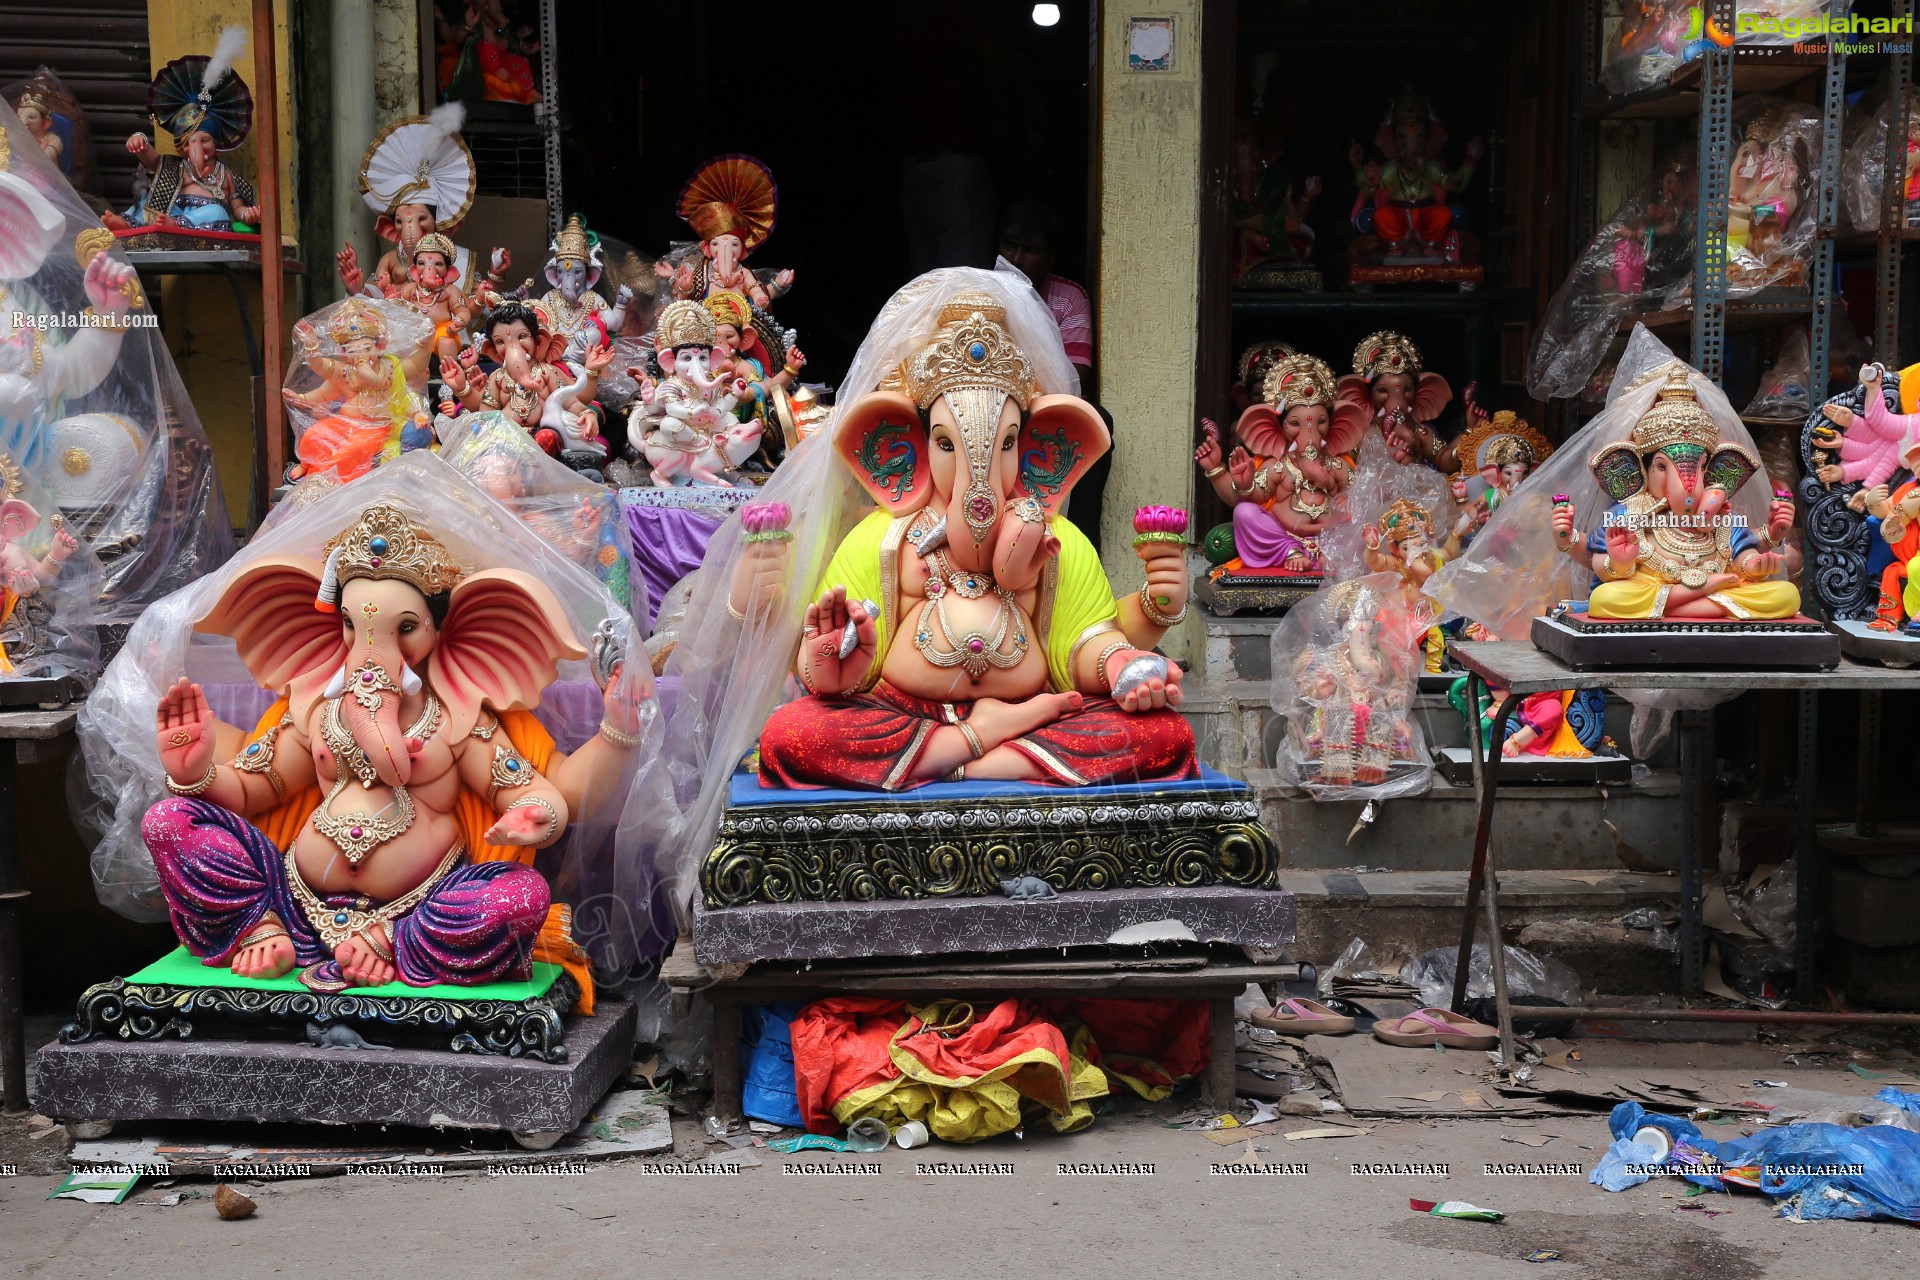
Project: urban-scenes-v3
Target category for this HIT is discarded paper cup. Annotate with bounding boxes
[894,1121,931,1149]
[845,1116,891,1152]
[1633,1125,1673,1161]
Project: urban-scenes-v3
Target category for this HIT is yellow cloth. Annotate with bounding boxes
[0,590,16,675]
[828,1002,1107,1142]
[1906,554,1920,618]
[240,698,594,1014]
[1543,690,1591,759]
[816,509,1119,694]
[1900,363,1920,415]
[1588,568,1799,621]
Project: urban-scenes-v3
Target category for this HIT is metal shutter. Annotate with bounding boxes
[0,0,151,206]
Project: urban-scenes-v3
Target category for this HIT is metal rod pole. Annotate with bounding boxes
[252,0,286,526]
[1510,1005,1920,1027]
[1692,0,1734,382]
[1808,0,1850,390]
[0,746,22,1113]
[1454,685,1518,1016]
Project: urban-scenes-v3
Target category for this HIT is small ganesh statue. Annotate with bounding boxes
[107,28,261,233]
[704,290,805,459]
[340,105,508,300]
[1556,366,1799,620]
[1348,84,1483,283]
[1274,574,1433,797]
[535,214,632,351]
[1448,677,1610,761]
[284,299,434,484]
[1230,339,1295,411]
[1196,352,1366,577]
[629,300,759,488]
[1862,473,1920,635]
[1727,106,1810,288]
[655,155,794,311]
[0,447,81,676]
[384,232,471,368]
[1450,407,1553,542]
[743,290,1197,791]
[141,502,640,996]
[1339,331,1456,470]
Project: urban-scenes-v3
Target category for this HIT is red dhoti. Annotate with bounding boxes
[758,682,1200,792]
[1372,200,1453,248]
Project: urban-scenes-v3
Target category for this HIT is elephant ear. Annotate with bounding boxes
[1413,372,1453,423]
[1588,443,1648,504]
[428,568,590,737]
[832,390,932,513]
[1705,444,1761,498]
[193,557,342,721]
[1325,402,1371,460]
[1232,405,1286,459]
[1019,395,1110,517]
[0,498,38,540]
[1336,374,1373,414]
[0,174,64,279]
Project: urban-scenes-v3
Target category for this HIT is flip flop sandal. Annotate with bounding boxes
[1371,1008,1500,1050]
[1250,997,1356,1036]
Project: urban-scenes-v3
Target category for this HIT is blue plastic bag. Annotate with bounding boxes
[1590,1135,1662,1192]
[1874,1087,1920,1115]
[740,1001,807,1129]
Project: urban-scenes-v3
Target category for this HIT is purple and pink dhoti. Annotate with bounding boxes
[144,797,549,989]
[1232,502,1320,571]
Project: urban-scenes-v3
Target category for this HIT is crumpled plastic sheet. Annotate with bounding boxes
[1401,942,1582,1012]
[1606,2,1833,97]
[1845,88,1920,233]
[1743,328,1811,420]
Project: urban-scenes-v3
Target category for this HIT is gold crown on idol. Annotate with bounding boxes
[655,298,717,350]
[898,293,1037,411]
[1353,330,1422,380]
[317,505,465,612]
[551,213,594,266]
[1378,497,1435,540]
[1484,431,1537,468]
[411,232,456,263]
[1237,339,1295,390]
[1629,366,1719,455]
[327,299,388,345]
[1262,353,1337,414]
[13,91,51,118]
[704,289,753,331]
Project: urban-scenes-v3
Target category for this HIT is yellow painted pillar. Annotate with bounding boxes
[1095,2,1205,660]
[144,0,296,527]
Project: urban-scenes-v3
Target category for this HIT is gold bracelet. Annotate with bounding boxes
[726,599,748,622]
[165,760,219,796]
[358,925,394,964]
[598,719,639,749]
[956,719,986,759]
[1203,465,1227,478]
[1095,639,1132,692]
[505,796,560,844]
[1138,584,1187,627]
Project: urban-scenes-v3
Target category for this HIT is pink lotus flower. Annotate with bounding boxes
[1134,505,1189,536]
[741,501,791,533]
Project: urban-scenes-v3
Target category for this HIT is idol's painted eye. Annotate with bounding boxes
[399,621,416,635]
[936,438,955,453]
[1002,435,1017,451]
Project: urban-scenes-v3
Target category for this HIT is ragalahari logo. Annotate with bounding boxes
[1684,7,1738,48]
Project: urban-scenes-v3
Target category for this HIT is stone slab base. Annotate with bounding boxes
[1433,745,1633,786]
[32,1000,636,1135]
[692,886,1295,965]
[1833,620,1920,668]
[1532,613,1840,670]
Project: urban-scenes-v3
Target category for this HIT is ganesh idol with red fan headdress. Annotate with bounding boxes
[655,154,794,311]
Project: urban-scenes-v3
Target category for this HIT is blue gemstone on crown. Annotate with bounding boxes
[968,342,987,361]
[369,536,390,555]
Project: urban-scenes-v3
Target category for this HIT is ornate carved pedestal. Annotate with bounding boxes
[1532,612,1841,670]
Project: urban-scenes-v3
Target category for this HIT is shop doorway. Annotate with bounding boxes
[550,0,1097,382]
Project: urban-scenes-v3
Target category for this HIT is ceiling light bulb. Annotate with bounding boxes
[1032,4,1061,27]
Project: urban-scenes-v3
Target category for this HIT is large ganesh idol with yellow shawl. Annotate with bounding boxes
[139,501,640,999]
[1556,366,1798,621]
[750,293,1197,791]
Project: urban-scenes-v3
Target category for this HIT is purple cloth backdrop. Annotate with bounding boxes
[624,503,724,629]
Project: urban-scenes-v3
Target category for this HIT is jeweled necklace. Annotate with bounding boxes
[308,692,440,867]
[922,545,1000,601]
[914,590,1029,682]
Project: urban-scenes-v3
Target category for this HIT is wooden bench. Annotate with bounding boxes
[662,940,1300,1121]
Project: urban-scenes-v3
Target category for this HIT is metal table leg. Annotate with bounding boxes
[1797,689,1823,995]
[1454,677,1518,1020]
[0,745,23,1112]
[1677,708,1712,996]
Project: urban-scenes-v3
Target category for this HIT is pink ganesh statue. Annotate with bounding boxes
[1813,363,1920,513]
[141,504,641,999]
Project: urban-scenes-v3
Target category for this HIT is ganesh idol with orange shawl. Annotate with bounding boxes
[129,486,646,999]
[747,290,1197,791]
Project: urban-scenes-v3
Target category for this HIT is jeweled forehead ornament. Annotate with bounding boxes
[897,293,1040,546]
[314,504,466,614]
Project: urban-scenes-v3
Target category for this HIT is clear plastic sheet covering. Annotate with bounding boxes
[1844,89,1920,233]
[1743,328,1812,420]
[72,453,657,970]
[1529,98,1818,400]
[283,297,435,484]
[1270,571,1434,802]
[0,100,235,632]
[1432,325,1778,641]
[1402,942,1581,1012]
[614,262,1079,966]
[439,420,634,611]
[1319,436,1459,585]
[0,390,101,680]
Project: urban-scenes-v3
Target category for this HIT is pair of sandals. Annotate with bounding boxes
[1252,998,1499,1050]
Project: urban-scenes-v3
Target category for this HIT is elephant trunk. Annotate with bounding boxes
[992,506,1060,591]
[338,650,417,788]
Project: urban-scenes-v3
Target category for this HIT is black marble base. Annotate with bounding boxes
[691,886,1296,964]
[1531,613,1841,670]
[1194,571,1322,617]
[58,973,582,1064]
[1832,620,1920,668]
[0,672,84,707]
[33,1000,636,1135]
